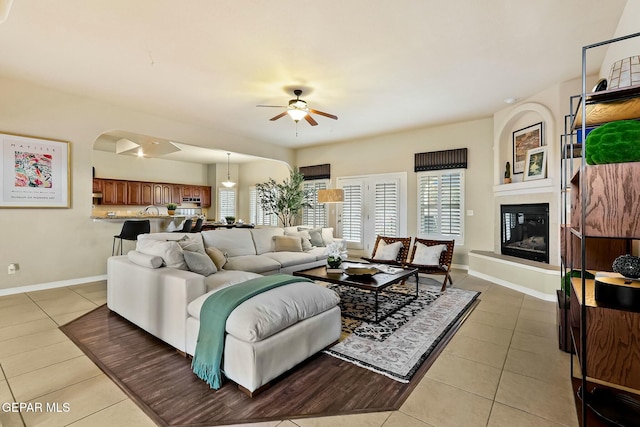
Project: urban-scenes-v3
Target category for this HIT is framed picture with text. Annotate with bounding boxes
[0,132,71,208]
[513,122,543,174]
[524,146,547,181]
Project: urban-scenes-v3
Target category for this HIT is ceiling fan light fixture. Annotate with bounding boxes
[287,108,308,122]
[222,153,236,187]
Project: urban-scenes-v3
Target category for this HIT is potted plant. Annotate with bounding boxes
[225,216,236,225]
[255,167,313,227]
[166,203,177,215]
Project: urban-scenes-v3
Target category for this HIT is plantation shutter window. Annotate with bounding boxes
[417,170,464,242]
[302,180,328,228]
[218,188,236,220]
[341,182,364,246]
[374,181,399,237]
[249,186,277,226]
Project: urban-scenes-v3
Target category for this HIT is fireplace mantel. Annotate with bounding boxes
[493,178,553,196]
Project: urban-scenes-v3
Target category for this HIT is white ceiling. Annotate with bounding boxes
[0,0,629,157]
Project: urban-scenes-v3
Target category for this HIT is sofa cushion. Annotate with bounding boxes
[203,270,262,293]
[373,240,402,261]
[321,227,335,245]
[306,246,329,261]
[187,282,340,342]
[284,229,313,251]
[178,237,206,255]
[201,229,256,257]
[138,232,199,243]
[136,239,188,270]
[263,251,316,268]
[223,254,281,274]
[205,246,227,270]
[184,251,217,276]
[127,250,163,269]
[412,242,446,266]
[274,235,303,252]
[251,228,284,254]
[306,228,325,247]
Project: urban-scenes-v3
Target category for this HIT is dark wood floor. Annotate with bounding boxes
[60,302,476,427]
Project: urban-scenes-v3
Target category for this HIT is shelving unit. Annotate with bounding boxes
[560,32,640,426]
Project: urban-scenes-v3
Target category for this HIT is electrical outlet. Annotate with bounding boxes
[8,263,18,274]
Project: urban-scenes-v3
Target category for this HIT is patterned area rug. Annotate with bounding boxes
[324,279,479,383]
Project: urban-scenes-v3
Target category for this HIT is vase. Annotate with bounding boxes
[167,210,175,215]
[612,254,640,279]
[327,256,342,269]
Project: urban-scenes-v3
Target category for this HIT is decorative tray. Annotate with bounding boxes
[344,267,379,276]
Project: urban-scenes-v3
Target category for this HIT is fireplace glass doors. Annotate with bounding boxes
[500,203,549,263]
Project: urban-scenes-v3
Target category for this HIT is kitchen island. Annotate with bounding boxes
[91,214,191,233]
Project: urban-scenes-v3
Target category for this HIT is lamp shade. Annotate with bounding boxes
[287,108,308,122]
[317,189,344,203]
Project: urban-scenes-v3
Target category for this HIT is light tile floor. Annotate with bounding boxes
[0,272,578,427]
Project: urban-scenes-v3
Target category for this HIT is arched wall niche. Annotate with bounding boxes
[494,102,556,186]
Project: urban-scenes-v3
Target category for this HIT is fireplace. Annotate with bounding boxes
[501,203,549,263]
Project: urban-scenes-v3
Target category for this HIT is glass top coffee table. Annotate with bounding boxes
[293,263,419,323]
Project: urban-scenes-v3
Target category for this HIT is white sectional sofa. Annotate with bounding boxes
[107,226,342,394]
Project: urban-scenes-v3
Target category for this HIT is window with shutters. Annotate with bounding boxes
[341,180,364,247]
[338,173,406,252]
[302,180,328,228]
[417,169,464,242]
[374,181,399,236]
[249,186,277,226]
[218,188,236,220]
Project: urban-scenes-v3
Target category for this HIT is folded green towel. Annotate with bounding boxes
[191,274,311,389]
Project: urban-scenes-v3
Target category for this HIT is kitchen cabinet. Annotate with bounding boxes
[201,186,211,207]
[153,183,172,206]
[141,182,153,205]
[92,178,103,193]
[95,178,210,207]
[127,181,142,205]
[102,180,127,205]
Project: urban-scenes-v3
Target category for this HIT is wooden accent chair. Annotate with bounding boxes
[361,235,412,266]
[405,238,455,292]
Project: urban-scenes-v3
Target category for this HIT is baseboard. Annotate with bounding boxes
[468,269,556,301]
[0,275,107,297]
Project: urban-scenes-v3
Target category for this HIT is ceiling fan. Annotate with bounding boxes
[257,89,338,126]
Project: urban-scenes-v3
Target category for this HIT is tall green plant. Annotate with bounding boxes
[255,167,313,227]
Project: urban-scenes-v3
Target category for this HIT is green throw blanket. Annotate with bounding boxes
[192,274,312,389]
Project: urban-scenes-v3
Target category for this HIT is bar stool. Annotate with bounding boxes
[112,220,151,255]
[191,218,204,232]
[173,218,193,233]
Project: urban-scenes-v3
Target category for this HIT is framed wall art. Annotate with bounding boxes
[0,132,70,208]
[524,146,547,181]
[512,122,543,174]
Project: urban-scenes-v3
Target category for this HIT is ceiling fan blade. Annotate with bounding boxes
[257,105,287,108]
[309,109,338,120]
[304,114,318,126]
[269,111,288,121]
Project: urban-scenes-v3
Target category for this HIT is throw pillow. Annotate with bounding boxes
[303,227,325,247]
[284,230,313,251]
[412,243,446,266]
[372,240,403,261]
[177,237,206,254]
[136,240,187,270]
[183,251,217,276]
[273,235,303,252]
[127,250,163,269]
[321,227,335,245]
[205,246,227,270]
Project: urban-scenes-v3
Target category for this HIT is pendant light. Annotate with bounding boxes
[222,153,236,188]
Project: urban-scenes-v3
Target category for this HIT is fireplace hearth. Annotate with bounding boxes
[501,203,549,263]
